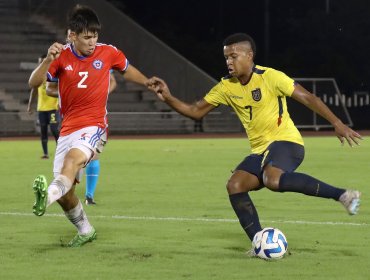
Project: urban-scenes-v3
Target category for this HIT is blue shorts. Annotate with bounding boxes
[235,141,305,184]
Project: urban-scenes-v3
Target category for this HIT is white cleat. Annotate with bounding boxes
[339,190,361,215]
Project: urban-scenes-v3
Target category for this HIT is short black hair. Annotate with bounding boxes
[223,33,256,56]
[67,5,101,35]
[39,54,47,59]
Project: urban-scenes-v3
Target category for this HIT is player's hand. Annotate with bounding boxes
[146,76,171,102]
[27,106,33,115]
[333,120,362,147]
[47,42,63,61]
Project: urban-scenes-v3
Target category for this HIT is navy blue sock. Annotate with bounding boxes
[41,139,48,155]
[229,192,262,241]
[279,172,345,200]
[40,125,48,155]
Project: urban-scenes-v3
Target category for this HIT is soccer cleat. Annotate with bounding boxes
[339,190,361,215]
[85,196,96,205]
[41,155,49,159]
[32,175,48,216]
[66,228,97,247]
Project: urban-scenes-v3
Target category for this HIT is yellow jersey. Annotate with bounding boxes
[204,65,304,154]
[37,82,58,112]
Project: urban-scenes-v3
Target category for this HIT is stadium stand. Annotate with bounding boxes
[0,0,243,136]
[0,0,357,136]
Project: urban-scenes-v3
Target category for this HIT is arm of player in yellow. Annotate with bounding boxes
[27,87,38,114]
[291,83,362,146]
[46,82,59,98]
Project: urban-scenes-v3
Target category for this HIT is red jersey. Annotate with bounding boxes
[47,43,128,136]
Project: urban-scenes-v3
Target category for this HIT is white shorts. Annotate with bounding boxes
[53,126,107,181]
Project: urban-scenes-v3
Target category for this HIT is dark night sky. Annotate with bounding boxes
[108,0,370,95]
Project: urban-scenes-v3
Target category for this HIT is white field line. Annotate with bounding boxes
[0,211,368,227]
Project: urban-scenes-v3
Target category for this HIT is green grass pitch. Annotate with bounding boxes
[0,136,369,279]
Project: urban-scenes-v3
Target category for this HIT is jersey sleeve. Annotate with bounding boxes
[110,46,129,72]
[266,69,295,97]
[46,59,60,82]
[204,82,228,106]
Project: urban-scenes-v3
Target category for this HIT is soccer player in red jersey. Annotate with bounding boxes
[28,5,154,247]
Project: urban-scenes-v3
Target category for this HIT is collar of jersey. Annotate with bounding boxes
[71,44,88,60]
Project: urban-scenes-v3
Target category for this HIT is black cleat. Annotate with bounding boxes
[85,196,97,205]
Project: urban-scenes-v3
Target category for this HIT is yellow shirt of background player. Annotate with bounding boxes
[37,81,58,112]
[204,65,304,154]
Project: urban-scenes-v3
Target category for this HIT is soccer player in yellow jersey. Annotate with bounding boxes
[147,33,362,246]
[27,54,60,159]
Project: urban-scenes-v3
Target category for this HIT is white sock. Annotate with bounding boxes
[64,201,93,235]
[47,175,73,207]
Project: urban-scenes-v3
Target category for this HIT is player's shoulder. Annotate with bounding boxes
[55,44,76,61]
[258,65,287,75]
[254,65,288,80]
[61,43,73,54]
[48,44,71,66]
[253,65,273,75]
[95,43,121,53]
[220,74,239,85]
[217,75,242,94]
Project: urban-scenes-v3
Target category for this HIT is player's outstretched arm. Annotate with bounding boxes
[291,83,362,146]
[121,65,148,87]
[146,76,215,120]
[28,42,63,88]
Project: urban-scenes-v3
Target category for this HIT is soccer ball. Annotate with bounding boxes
[252,227,288,260]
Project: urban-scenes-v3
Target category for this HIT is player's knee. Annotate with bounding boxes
[262,165,284,191]
[226,178,247,194]
[262,172,280,190]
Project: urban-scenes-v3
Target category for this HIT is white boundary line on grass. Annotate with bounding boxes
[0,211,369,227]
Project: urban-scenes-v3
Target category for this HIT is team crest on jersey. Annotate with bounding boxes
[92,60,103,70]
[251,88,262,101]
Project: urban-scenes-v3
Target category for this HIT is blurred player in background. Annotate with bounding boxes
[29,5,155,247]
[147,33,362,253]
[27,54,59,159]
[47,71,117,205]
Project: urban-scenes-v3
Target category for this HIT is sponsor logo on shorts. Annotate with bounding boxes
[79,133,87,141]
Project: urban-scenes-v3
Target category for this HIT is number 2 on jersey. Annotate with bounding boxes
[78,71,88,88]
